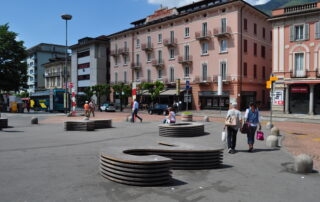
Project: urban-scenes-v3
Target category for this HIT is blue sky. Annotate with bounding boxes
[0,0,268,48]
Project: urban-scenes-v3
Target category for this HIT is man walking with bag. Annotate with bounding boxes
[224,103,242,154]
[131,99,143,123]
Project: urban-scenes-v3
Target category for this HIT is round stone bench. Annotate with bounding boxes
[64,120,95,131]
[159,123,205,137]
[99,143,224,186]
[0,118,8,129]
[93,119,112,129]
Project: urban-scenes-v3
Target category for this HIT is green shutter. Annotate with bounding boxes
[290,26,294,42]
[316,21,320,39]
[304,23,309,41]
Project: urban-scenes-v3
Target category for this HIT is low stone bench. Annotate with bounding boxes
[159,123,205,137]
[64,120,95,131]
[100,142,224,186]
[93,119,112,129]
[0,118,8,129]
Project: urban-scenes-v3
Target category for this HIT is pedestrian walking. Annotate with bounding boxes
[84,101,90,117]
[26,100,30,113]
[244,102,261,152]
[131,99,142,123]
[89,100,95,117]
[224,103,242,154]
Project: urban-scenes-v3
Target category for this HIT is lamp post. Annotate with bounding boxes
[61,14,72,114]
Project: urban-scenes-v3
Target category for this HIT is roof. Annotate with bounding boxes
[42,57,71,67]
[280,0,319,8]
[69,35,109,50]
[107,0,269,38]
[27,43,66,52]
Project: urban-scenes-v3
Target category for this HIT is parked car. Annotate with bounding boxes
[100,103,116,112]
[148,104,169,115]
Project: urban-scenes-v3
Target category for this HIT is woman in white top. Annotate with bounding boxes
[163,107,176,124]
[224,103,242,154]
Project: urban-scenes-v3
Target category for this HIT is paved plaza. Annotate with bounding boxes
[0,113,319,202]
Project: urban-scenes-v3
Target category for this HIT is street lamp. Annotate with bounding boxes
[61,14,72,114]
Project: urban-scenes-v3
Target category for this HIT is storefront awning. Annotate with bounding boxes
[284,80,320,84]
[138,89,184,96]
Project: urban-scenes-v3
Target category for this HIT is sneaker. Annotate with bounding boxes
[248,148,253,152]
[230,149,236,154]
[228,148,232,153]
[140,119,143,123]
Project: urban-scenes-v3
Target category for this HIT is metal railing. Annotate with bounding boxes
[178,55,193,64]
[195,31,212,40]
[163,38,178,47]
[284,3,317,13]
[213,26,232,38]
[152,59,164,68]
[141,43,153,52]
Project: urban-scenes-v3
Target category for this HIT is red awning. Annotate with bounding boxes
[284,80,320,84]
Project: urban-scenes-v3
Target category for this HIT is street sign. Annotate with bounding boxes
[270,76,278,82]
[186,80,190,89]
[266,81,271,89]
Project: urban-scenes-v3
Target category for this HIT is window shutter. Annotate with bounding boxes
[304,23,309,41]
[290,26,294,42]
[316,21,320,39]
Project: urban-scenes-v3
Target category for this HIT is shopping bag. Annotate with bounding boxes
[221,131,226,142]
[225,115,237,126]
[240,123,249,134]
[256,131,264,141]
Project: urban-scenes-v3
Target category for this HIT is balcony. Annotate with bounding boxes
[178,55,193,65]
[290,71,307,78]
[131,62,141,70]
[195,31,212,41]
[152,59,164,68]
[45,72,63,77]
[110,50,120,56]
[284,2,317,13]
[212,75,232,83]
[119,48,129,55]
[163,38,178,47]
[193,76,212,84]
[141,43,153,52]
[213,26,232,38]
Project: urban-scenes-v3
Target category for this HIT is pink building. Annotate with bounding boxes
[109,0,272,110]
[270,1,320,115]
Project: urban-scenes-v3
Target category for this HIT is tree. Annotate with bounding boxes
[112,83,132,111]
[91,84,110,107]
[0,24,28,92]
[141,81,164,106]
[83,87,94,102]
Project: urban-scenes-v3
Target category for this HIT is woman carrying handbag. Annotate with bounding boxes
[244,102,262,152]
[224,103,242,154]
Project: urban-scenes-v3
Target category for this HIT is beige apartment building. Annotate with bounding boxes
[109,0,272,110]
[43,57,71,89]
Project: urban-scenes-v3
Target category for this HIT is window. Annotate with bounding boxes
[270,31,272,41]
[57,77,60,86]
[147,52,152,62]
[316,21,320,39]
[170,31,175,42]
[291,24,309,41]
[261,46,266,58]
[254,65,257,79]
[158,34,162,43]
[202,63,208,81]
[30,69,34,74]
[158,68,162,79]
[147,36,151,46]
[169,48,175,59]
[244,18,247,31]
[170,67,174,82]
[262,66,266,80]
[77,50,90,58]
[184,45,190,59]
[136,38,140,48]
[202,22,208,36]
[136,54,140,65]
[220,40,227,52]
[254,23,257,35]
[115,57,118,66]
[136,71,140,80]
[294,53,304,73]
[295,25,304,41]
[201,42,208,55]
[124,71,127,83]
[220,61,227,80]
[262,27,266,39]
[184,66,190,78]
[124,55,128,65]
[158,50,162,63]
[221,18,227,33]
[244,39,247,53]
[254,43,257,56]
[244,62,247,77]
[124,41,128,49]
[115,72,118,83]
[147,69,151,82]
[185,27,190,37]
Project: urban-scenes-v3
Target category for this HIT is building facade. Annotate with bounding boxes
[108,0,272,110]
[270,1,320,115]
[43,57,71,89]
[70,36,110,97]
[26,43,67,93]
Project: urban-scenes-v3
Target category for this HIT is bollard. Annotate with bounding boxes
[266,135,278,148]
[266,122,274,130]
[203,116,210,122]
[31,117,38,124]
[271,127,280,136]
[294,154,313,173]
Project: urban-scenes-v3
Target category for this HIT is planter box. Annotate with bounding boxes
[181,114,193,122]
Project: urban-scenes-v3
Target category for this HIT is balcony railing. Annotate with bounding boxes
[195,31,212,41]
[119,48,129,55]
[163,38,178,47]
[152,59,164,68]
[212,75,232,82]
[110,50,120,56]
[290,71,307,78]
[141,43,153,52]
[45,72,69,77]
[131,62,141,70]
[284,2,317,13]
[213,26,232,38]
[178,55,193,64]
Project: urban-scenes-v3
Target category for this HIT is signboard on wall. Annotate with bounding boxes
[273,90,284,105]
[291,87,308,93]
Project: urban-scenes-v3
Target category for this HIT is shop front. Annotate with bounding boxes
[289,85,309,114]
[199,91,230,110]
[314,84,320,115]
[240,91,256,110]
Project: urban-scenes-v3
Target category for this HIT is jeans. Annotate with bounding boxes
[227,126,238,150]
[132,109,142,122]
[247,126,257,145]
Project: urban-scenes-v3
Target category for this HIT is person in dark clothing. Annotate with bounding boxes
[244,102,261,152]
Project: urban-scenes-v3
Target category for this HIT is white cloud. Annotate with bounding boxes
[147,0,270,7]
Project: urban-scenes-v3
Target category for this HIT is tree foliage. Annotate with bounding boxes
[91,84,110,107]
[141,81,164,102]
[0,24,28,92]
[112,83,131,97]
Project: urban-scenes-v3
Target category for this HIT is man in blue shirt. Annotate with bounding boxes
[132,99,143,123]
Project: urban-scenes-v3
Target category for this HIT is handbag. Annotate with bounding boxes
[256,131,264,141]
[225,115,237,126]
[221,130,226,142]
[240,122,249,134]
